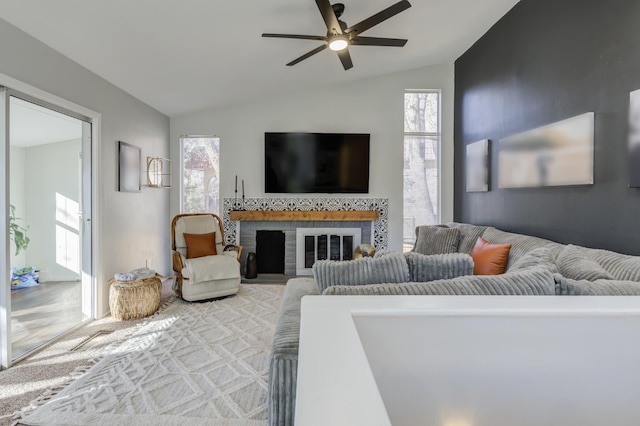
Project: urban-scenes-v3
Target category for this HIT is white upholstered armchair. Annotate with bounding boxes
[171,213,242,301]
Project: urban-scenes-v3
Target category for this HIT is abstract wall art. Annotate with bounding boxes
[629,89,640,187]
[498,112,594,189]
[466,139,489,192]
[118,141,141,192]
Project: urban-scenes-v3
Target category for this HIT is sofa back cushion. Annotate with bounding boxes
[404,252,473,282]
[557,245,614,281]
[471,237,511,275]
[481,227,564,270]
[323,268,556,296]
[446,222,488,254]
[509,247,559,274]
[312,251,410,294]
[413,226,460,255]
[582,248,640,281]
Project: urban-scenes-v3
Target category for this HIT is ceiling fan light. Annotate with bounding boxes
[329,37,349,51]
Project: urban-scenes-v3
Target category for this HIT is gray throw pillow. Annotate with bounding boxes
[509,247,559,274]
[312,251,410,294]
[557,245,614,281]
[413,226,461,255]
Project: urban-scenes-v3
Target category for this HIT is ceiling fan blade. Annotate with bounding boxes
[315,0,343,34]
[350,36,407,47]
[337,48,353,70]
[345,0,411,36]
[262,33,328,41]
[287,44,328,66]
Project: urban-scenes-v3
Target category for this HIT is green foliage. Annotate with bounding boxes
[9,204,30,256]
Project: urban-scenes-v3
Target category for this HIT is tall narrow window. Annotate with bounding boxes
[403,91,440,251]
[180,136,220,214]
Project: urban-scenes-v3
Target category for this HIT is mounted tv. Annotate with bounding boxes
[265,132,370,194]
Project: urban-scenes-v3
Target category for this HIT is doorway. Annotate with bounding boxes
[1,88,94,366]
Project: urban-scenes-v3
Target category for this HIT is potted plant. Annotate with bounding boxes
[9,204,30,255]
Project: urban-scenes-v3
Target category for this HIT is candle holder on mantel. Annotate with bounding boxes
[241,179,246,211]
[233,175,245,211]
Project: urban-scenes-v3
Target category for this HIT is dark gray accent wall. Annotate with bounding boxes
[454,0,640,255]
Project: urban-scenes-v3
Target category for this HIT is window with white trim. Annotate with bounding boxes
[403,90,441,251]
[180,136,220,214]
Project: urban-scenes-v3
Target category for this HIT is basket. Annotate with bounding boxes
[109,275,162,320]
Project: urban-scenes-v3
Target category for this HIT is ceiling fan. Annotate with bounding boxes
[262,0,412,70]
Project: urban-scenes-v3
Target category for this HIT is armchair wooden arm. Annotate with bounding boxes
[224,244,243,261]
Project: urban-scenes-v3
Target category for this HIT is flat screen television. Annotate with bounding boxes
[265,132,370,193]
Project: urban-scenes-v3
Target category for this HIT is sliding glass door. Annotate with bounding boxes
[0,87,93,368]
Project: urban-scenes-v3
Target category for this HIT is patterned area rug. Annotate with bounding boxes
[18,284,284,426]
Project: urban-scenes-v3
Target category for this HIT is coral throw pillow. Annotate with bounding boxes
[184,232,218,259]
[471,237,511,275]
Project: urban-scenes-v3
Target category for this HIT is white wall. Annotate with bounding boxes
[9,145,26,269]
[0,18,170,316]
[170,63,454,252]
[23,139,81,282]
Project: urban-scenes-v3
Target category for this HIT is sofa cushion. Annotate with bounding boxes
[413,226,460,255]
[556,275,640,295]
[323,268,556,296]
[312,251,410,294]
[583,248,640,281]
[404,252,473,282]
[558,245,614,281]
[446,222,488,254]
[481,227,565,270]
[183,232,218,259]
[471,237,511,275]
[509,247,559,274]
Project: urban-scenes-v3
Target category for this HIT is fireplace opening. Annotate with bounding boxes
[296,228,361,275]
[256,230,286,274]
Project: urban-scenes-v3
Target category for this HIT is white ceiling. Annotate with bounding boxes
[0,0,518,117]
[10,97,82,147]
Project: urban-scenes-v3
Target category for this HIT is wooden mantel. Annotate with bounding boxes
[229,210,379,222]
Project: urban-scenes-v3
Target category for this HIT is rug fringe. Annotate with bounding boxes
[12,296,179,426]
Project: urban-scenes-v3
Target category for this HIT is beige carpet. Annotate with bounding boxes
[16,284,284,425]
[1,281,284,426]
[0,279,177,426]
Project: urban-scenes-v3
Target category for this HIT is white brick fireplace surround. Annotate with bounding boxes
[223,198,388,276]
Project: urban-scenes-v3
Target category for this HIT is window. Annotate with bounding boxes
[403,91,440,252]
[180,136,220,214]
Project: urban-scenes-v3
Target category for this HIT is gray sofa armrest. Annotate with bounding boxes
[268,278,319,426]
[323,268,556,296]
[404,252,473,282]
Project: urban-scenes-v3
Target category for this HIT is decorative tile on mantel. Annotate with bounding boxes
[222,197,388,250]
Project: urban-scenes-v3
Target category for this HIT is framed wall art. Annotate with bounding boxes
[498,112,594,188]
[466,139,489,192]
[118,141,141,192]
[629,89,640,187]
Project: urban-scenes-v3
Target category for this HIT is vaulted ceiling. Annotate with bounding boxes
[0,0,519,116]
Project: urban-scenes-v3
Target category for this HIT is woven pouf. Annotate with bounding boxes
[109,276,162,320]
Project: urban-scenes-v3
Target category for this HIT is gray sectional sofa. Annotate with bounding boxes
[267,222,640,426]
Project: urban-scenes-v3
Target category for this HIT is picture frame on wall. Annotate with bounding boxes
[118,141,141,192]
[629,89,640,187]
[498,112,594,189]
[466,139,489,192]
